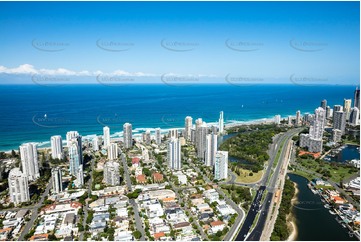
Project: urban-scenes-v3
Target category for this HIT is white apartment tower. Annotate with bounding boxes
[167,138,181,170]
[274,115,281,125]
[184,116,193,141]
[77,165,84,187]
[51,167,63,194]
[344,99,352,119]
[205,134,218,166]
[155,128,162,145]
[103,126,111,148]
[104,161,120,186]
[300,107,325,153]
[296,110,301,126]
[93,136,99,151]
[19,142,40,181]
[51,135,63,159]
[108,143,118,160]
[69,140,80,176]
[196,122,208,160]
[309,107,326,140]
[214,151,228,181]
[66,131,79,147]
[8,168,30,205]
[123,123,133,149]
[219,111,224,134]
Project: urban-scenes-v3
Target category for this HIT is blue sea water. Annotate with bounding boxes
[0,84,357,151]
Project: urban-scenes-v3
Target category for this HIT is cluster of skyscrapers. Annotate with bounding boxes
[299,88,360,152]
[165,111,228,180]
[8,129,88,205]
[300,107,326,152]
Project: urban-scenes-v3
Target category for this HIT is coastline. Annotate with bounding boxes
[1,116,279,153]
[287,181,299,241]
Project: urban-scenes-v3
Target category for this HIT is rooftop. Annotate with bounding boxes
[154,232,166,239]
[136,174,147,183]
[210,221,225,227]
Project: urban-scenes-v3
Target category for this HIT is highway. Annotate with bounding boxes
[235,186,266,240]
[236,128,302,241]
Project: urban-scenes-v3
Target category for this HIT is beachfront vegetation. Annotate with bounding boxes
[271,179,295,241]
[220,124,287,172]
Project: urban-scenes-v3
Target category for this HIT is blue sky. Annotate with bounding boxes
[0,1,359,85]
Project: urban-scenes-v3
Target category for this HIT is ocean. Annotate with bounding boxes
[0,84,356,151]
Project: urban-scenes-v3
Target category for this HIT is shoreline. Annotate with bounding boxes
[1,117,280,153]
[287,181,299,241]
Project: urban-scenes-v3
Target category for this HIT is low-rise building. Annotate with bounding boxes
[153,172,164,183]
[114,230,133,241]
[209,220,225,234]
[136,174,147,184]
[148,189,176,201]
[154,232,166,241]
[0,228,12,241]
[42,201,82,214]
[29,233,49,241]
[203,189,219,203]
[132,158,141,168]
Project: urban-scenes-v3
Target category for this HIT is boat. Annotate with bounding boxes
[341,223,347,229]
[311,189,318,194]
[324,204,331,209]
[354,231,360,240]
[329,210,336,215]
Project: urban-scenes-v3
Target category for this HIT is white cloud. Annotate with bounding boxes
[0,64,157,77]
[0,64,219,79]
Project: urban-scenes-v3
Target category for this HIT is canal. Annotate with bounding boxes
[288,173,357,241]
[325,144,360,163]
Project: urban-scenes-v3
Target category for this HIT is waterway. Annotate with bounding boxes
[218,132,255,166]
[325,144,360,163]
[288,173,356,241]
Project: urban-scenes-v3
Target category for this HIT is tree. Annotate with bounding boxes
[133,230,142,240]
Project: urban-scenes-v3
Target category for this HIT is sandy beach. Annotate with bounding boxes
[287,182,299,241]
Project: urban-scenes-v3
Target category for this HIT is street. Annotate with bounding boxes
[121,152,145,240]
[18,180,53,240]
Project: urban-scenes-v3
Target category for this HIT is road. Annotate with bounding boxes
[121,153,132,192]
[79,153,95,241]
[236,186,266,240]
[188,162,245,241]
[244,190,273,241]
[18,180,53,240]
[260,139,294,241]
[219,133,283,189]
[156,159,208,240]
[120,152,145,241]
[236,128,302,241]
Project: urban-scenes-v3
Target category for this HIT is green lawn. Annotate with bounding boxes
[296,158,358,182]
[235,168,264,183]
